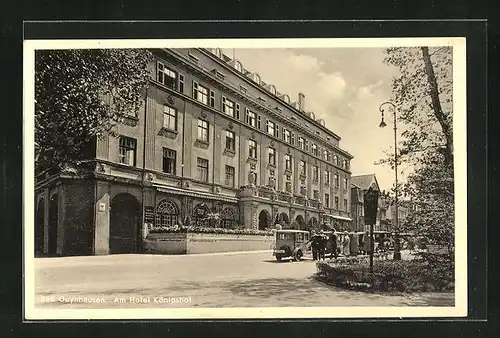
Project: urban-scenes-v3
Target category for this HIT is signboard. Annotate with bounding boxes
[364,187,379,225]
[144,206,155,223]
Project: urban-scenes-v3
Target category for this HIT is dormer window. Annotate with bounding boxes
[283,94,290,103]
[254,74,261,84]
[235,60,243,73]
[269,85,276,95]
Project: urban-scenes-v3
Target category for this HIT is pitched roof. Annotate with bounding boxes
[351,174,379,191]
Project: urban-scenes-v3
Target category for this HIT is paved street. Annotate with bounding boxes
[34,251,454,308]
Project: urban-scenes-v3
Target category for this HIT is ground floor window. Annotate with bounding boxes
[155,200,179,227]
[221,208,235,228]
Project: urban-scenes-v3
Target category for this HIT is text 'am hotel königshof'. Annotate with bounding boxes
[34,48,354,256]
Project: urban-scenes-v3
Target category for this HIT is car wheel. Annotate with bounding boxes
[275,255,282,262]
[294,250,303,261]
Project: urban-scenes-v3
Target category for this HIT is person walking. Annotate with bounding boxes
[318,230,327,260]
[342,231,351,256]
[350,232,359,256]
[328,229,338,259]
[309,231,321,261]
[363,231,371,255]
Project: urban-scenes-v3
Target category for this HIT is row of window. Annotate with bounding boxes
[156,60,350,170]
[120,136,349,209]
[119,135,349,190]
[322,194,349,212]
[156,199,236,228]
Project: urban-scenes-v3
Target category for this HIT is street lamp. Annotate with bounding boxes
[378,101,401,261]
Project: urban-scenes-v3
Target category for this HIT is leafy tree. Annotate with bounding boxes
[382,47,454,262]
[35,49,153,173]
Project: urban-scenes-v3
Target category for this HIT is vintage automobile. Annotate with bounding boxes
[272,229,311,262]
[373,231,392,252]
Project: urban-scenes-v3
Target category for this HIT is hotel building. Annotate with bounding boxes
[34,48,354,256]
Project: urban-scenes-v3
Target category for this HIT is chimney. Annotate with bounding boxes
[298,92,305,111]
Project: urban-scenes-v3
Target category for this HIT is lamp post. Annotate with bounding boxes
[378,101,401,261]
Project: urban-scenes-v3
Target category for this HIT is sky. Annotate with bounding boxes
[222,47,405,192]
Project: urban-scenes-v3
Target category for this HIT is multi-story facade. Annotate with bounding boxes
[34,48,353,256]
[377,196,390,231]
[350,183,365,232]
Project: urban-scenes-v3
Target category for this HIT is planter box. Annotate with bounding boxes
[144,233,187,254]
[144,232,274,255]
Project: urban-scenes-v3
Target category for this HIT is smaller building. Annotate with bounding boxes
[380,198,413,232]
[350,174,380,232]
[350,183,364,232]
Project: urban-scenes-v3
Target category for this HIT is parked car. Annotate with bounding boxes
[272,229,311,262]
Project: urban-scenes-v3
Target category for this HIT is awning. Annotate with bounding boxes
[154,184,239,203]
[324,214,353,221]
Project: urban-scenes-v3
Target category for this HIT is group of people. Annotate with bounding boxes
[308,227,378,260]
[308,229,353,261]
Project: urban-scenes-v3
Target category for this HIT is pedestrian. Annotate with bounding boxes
[308,230,321,260]
[318,230,327,260]
[363,231,372,255]
[342,231,351,256]
[349,232,359,256]
[328,229,338,259]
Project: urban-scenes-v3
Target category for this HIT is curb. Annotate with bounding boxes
[35,250,274,263]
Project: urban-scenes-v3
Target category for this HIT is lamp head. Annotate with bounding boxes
[379,119,387,128]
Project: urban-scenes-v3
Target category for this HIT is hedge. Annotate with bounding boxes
[315,256,454,293]
[149,226,274,236]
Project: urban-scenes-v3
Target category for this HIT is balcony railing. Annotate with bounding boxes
[308,199,320,208]
[294,195,306,206]
[278,192,292,203]
[257,186,273,199]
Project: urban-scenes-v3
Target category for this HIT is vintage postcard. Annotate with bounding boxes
[24,37,467,320]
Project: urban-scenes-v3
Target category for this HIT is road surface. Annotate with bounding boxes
[34,251,454,308]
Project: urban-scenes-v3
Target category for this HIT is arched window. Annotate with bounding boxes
[254,74,261,84]
[269,85,276,95]
[221,208,235,228]
[283,94,290,103]
[235,61,243,73]
[156,200,179,227]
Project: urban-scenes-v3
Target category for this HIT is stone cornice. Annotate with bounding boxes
[154,48,354,161]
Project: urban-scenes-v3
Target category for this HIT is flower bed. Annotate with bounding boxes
[315,256,454,293]
[149,226,274,236]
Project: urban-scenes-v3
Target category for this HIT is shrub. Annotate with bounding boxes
[315,256,454,293]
